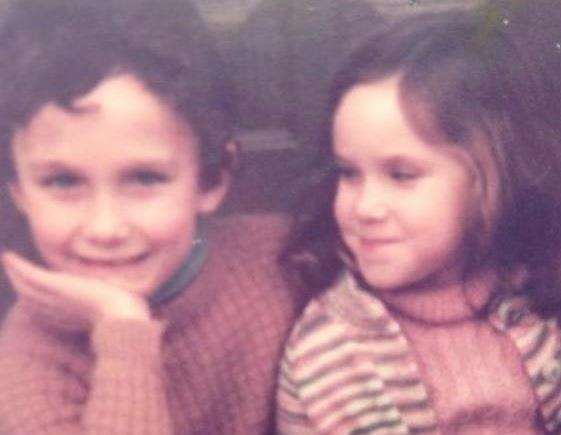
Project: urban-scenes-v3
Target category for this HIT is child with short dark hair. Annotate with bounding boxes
[277,8,561,434]
[0,0,303,433]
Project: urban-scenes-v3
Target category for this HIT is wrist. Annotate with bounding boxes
[92,317,164,363]
[99,296,151,321]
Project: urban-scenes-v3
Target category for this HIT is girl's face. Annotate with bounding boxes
[333,76,478,293]
[9,73,227,296]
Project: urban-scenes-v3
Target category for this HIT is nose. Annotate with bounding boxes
[353,180,389,222]
[81,191,130,246]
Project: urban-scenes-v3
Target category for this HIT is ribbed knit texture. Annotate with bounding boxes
[391,309,540,433]
[0,214,306,435]
[277,272,561,434]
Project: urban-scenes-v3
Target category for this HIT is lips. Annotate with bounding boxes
[73,252,149,267]
[358,237,399,246]
[345,230,400,245]
[344,232,401,256]
[64,252,154,286]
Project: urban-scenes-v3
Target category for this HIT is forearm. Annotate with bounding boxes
[0,315,173,435]
[83,317,173,434]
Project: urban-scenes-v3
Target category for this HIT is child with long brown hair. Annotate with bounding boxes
[277,7,561,434]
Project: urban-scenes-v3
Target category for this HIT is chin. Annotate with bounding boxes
[357,266,424,294]
[355,264,399,290]
[91,275,158,297]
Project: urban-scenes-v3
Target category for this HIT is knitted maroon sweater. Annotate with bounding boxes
[0,214,306,435]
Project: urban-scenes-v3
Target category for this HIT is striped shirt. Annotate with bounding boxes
[277,272,561,434]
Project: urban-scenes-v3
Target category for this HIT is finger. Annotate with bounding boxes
[2,251,144,322]
[4,262,38,296]
[3,252,94,299]
[18,292,88,330]
[2,253,60,297]
[3,255,74,315]
[3,254,89,316]
[4,266,57,306]
[19,293,61,315]
[2,253,107,329]
[9,271,91,326]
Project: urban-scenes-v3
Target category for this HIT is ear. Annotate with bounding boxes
[197,141,238,214]
[197,174,229,214]
[7,182,28,216]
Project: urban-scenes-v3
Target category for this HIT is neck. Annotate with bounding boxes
[148,226,207,306]
[368,269,496,325]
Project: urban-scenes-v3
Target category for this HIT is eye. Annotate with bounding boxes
[128,170,170,186]
[333,162,359,181]
[388,164,421,182]
[39,172,82,189]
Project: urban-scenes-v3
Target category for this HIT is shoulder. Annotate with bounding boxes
[204,213,295,298]
[283,274,397,364]
[176,213,306,330]
[493,297,561,432]
[283,285,352,368]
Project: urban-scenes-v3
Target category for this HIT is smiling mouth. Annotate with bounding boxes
[75,253,149,267]
[355,237,401,252]
[349,232,399,243]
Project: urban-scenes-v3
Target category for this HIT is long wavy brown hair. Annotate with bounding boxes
[281,6,561,318]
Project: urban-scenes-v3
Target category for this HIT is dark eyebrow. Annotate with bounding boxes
[384,155,423,166]
[28,160,78,172]
[121,158,177,171]
[126,157,175,166]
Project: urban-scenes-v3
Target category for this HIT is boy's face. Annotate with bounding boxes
[9,74,227,296]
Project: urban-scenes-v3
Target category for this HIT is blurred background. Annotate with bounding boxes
[195,0,482,213]
[199,0,561,223]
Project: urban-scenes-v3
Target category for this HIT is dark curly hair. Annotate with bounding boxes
[0,0,235,189]
[282,6,561,317]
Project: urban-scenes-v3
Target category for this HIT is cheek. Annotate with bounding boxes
[127,178,201,239]
[411,186,475,255]
[28,220,67,249]
[415,172,475,222]
[24,215,80,267]
[21,201,82,251]
[128,200,198,245]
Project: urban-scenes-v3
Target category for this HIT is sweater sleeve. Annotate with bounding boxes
[276,344,317,434]
[0,312,173,435]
